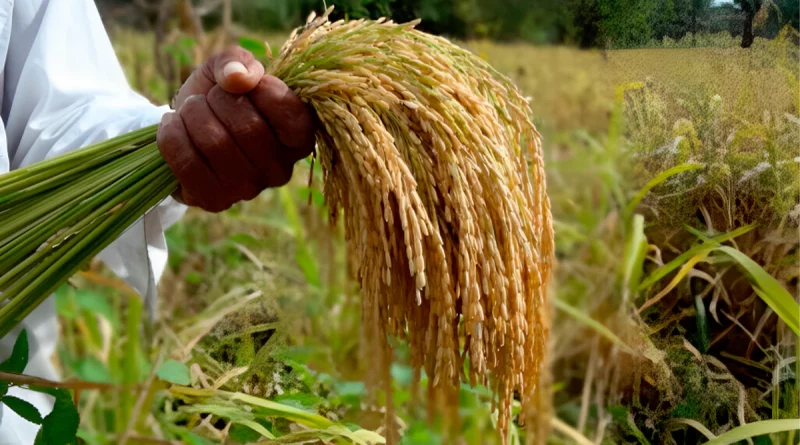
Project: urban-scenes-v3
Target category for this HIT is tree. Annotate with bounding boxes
[735,0,763,47]
[598,0,657,48]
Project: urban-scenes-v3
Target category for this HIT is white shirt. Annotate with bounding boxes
[0,1,186,443]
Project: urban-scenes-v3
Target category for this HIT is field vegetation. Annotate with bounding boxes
[1,2,797,444]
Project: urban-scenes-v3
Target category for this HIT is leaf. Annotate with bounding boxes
[279,188,321,288]
[173,429,211,445]
[33,388,79,445]
[184,271,203,285]
[693,295,710,353]
[670,418,716,441]
[554,298,636,355]
[0,329,28,373]
[622,214,648,299]
[76,429,106,445]
[608,404,651,445]
[349,428,387,444]
[638,225,755,292]
[2,395,43,425]
[716,246,800,336]
[156,359,191,385]
[625,163,705,217]
[238,37,267,58]
[74,290,116,326]
[232,420,276,440]
[638,251,710,313]
[75,357,112,384]
[183,403,277,439]
[273,392,326,411]
[55,286,78,319]
[0,381,7,397]
[704,419,800,445]
[229,422,267,443]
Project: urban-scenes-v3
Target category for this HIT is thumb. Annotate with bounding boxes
[174,46,265,108]
[212,46,265,94]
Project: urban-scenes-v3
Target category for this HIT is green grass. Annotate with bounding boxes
[5,23,795,445]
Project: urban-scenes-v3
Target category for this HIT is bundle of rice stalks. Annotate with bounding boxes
[0,8,553,441]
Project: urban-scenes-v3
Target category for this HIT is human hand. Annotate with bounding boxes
[157,47,315,212]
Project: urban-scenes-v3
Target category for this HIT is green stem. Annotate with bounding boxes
[0,154,165,290]
[0,125,157,186]
[0,167,176,336]
[0,146,157,243]
[119,292,143,433]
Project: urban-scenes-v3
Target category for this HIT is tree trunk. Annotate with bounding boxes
[740,0,762,48]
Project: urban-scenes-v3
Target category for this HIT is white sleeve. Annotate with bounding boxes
[3,0,187,319]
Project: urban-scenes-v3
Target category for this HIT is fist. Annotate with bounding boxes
[157,47,315,212]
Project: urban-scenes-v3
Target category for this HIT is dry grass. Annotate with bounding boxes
[464,40,794,133]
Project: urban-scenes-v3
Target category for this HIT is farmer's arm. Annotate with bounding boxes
[3,0,314,314]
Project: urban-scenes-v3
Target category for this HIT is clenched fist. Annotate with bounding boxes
[157,47,316,212]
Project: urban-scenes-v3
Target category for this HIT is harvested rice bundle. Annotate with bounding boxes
[0,7,553,442]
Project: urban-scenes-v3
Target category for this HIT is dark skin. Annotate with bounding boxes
[157,47,316,212]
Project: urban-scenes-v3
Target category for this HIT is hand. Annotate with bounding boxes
[157,46,316,212]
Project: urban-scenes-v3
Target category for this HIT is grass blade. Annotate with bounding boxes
[625,163,705,218]
[638,225,755,292]
[638,251,710,313]
[622,214,648,301]
[553,298,636,355]
[716,246,799,336]
[703,419,800,445]
[671,418,717,441]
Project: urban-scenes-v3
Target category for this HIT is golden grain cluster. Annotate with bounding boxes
[267,9,554,441]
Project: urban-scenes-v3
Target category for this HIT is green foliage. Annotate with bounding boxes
[206,0,799,47]
[598,0,658,47]
[625,74,800,230]
[0,330,80,444]
[0,329,28,373]
[33,388,80,445]
[705,419,800,444]
[713,245,800,335]
[156,359,192,385]
[2,395,43,425]
[238,37,268,58]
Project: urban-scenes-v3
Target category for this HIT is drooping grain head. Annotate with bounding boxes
[267,8,555,442]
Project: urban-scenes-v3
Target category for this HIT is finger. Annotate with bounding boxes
[206,85,293,187]
[248,75,316,163]
[179,94,264,203]
[157,112,227,212]
[174,46,265,108]
[212,46,265,94]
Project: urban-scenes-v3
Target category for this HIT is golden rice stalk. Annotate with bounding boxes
[268,9,554,441]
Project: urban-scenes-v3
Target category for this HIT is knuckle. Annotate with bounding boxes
[236,111,266,136]
[203,125,230,150]
[199,62,216,84]
[157,119,185,151]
